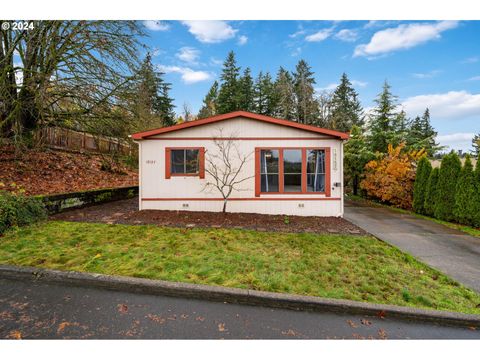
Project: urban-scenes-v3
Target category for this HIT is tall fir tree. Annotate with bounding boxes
[472,133,480,157]
[329,73,364,132]
[292,59,319,124]
[412,156,432,214]
[237,67,255,112]
[217,51,241,114]
[135,53,175,128]
[368,81,399,153]
[453,155,476,225]
[344,125,375,196]
[388,110,410,147]
[198,81,219,119]
[408,108,439,155]
[274,67,296,120]
[434,152,462,221]
[424,167,439,217]
[253,71,276,116]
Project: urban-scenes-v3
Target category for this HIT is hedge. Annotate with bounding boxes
[0,191,47,235]
[412,156,432,215]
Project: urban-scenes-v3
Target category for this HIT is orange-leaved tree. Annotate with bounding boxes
[360,143,426,209]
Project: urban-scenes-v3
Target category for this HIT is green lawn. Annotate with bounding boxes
[347,194,480,238]
[1,221,480,314]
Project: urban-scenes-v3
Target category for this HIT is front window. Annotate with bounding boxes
[257,148,327,194]
[171,149,200,175]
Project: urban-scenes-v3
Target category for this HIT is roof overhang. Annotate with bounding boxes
[131,111,349,140]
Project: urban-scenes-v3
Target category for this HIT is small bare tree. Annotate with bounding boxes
[203,130,253,213]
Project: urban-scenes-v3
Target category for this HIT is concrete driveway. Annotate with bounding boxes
[344,200,480,293]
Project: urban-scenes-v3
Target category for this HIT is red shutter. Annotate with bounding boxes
[325,147,331,197]
[255,148,260,197]
[199,147,205,179]
[165,148,171,179]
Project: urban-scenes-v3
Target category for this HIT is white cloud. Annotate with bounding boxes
[335,29,358,42]
[436,133,476,152]
[176,47,200,64]
[402,91,480,119]
[461,56,478,64]
[316,83,337,92]
[158,65,212,84]
[305,28,333,42]
[354,21,459,58]
[351,80,368,87]
[468,76,480,81]
[289,29,306,38]
[412,70,442,79]
[237,35,248,45]
[363,20,396,29]
[182,20,237,43]
[143,21,170,31]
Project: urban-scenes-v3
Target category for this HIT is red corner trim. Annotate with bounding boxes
[165,148,171,179]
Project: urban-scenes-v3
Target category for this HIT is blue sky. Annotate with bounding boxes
[142,20,480,152]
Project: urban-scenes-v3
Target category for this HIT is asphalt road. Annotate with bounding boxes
[0,278,478,339]
[344,200,480,293]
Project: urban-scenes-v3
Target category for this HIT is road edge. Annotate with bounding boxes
[1,264,479,327]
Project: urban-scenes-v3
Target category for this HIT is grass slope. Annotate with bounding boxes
[1,221,479,314]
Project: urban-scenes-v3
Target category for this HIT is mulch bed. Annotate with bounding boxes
[51,197,367,235]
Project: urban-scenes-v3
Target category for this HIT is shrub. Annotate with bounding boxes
[434,152,462,222]
[424,167,439,217]
[472,162,480,227]
[412,156,432,215]
[454,155,476,225]
[0,191,47,234]
[360,143,425,209]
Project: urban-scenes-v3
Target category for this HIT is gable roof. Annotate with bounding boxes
[131,111,349,140]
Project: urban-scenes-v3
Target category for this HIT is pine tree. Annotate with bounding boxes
[135,53,175,128]
[424,167,439,216]
[198,81,219,119]
[408,108,439,155]
[412,156,432,214]
[217,51,241,114]
[472,133,480,157]
[237,68,255,112]
[434,152,462,221]
[292,59,319,124]
[388,110,410,147]
[453,155,476,225]
[329,73,364,132]
[274,67,296,120]
[254,71,275,116]
[368,81,399,154]
[344,125,375,195]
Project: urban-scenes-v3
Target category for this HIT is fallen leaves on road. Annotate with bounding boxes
[117,304,128,314]
[218,323,226,332]
[57,321,80,334]
[146,314,165,324]
[347,320,358,328]
[195,316,205,322]
[377,310,386,319]
[378,328,388,339]
[281,329,297,337]
[6,330,22,339]
[361,319,372,326]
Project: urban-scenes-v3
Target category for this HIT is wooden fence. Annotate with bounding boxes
[36,127,135,155]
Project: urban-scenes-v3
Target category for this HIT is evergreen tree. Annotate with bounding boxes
[388,110,410,147]
[412,156,432,214]
[198,81,219,119]
[329,73,364,132]
[292,59,319,124]
[472,133,480,157]
[344,125,375,196]
[408,108,439,155]
[274,67,296,120]
[368,81,399,153]
[434,152,462,221]
[237,68,255,112]
[254,71,275,116]
[135,53,175,128]
[472,161,480,227]
[217,51,241,114]
[424,167,439,216]
[453,155,476,225]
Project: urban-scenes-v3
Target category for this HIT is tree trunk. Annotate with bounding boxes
[353,174,359,196]
[222,199,227,213]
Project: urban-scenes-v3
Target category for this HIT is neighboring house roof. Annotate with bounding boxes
[131,111,349,140]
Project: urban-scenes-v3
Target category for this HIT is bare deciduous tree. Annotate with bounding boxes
[202,130,253,213]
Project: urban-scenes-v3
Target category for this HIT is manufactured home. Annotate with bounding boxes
[131,111,349,217]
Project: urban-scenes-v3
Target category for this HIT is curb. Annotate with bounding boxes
[1,264,479,328]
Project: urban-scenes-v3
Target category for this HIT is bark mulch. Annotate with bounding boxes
[51,197,367,236]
